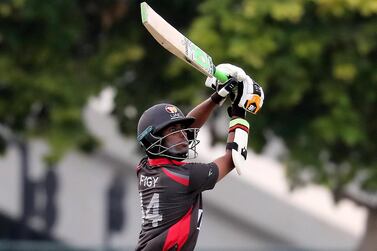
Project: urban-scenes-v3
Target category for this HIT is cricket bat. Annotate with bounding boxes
[140,2,229,83]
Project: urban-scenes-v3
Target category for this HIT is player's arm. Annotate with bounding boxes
[186,97,218,129]
[214,76,264,180]
[213,104,246,181]
[213,129,235,181]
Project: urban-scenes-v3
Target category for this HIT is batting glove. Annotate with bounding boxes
[206,64,247,90]
[237,76,264,114]
[206,63,247,105]
[227,76,264,117]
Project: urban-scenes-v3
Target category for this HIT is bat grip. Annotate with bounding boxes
[214,68,229,83]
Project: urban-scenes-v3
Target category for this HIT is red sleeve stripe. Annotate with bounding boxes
[163,206,193,251]
[229,124,249,133]
[162,168,189,186]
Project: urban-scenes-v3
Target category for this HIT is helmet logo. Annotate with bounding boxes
[165,105,183,119]
[165,105,178,114]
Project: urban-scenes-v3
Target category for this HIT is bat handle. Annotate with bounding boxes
[214,68,229,83]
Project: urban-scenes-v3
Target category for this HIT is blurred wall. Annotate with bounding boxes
[0,106,358,251]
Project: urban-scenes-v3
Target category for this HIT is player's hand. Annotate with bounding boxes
[236,76,264,114]
[227,76,264,117]
[209,78,237,105]
[205,63,247,92]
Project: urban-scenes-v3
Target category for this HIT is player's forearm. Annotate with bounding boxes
[187,97,218,128]
[214,131,235,182]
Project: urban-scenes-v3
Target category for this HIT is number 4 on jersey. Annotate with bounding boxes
[140,192,163,227]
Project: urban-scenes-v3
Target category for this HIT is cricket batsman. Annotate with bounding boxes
[135,64,264,251]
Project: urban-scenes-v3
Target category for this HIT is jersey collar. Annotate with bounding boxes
[148,157,186,166]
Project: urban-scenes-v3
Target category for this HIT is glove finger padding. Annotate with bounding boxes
[210,78,238,106]
[205,76,219,90]
[216,64,247,82]
[238,76,264,114]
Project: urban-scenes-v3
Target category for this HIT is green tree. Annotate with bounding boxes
[0,0,203,237]
[179,0,376,250]
[0,0,136,237]
[0,0,104,161]
[111,0,204,136]
[0,0,202,158]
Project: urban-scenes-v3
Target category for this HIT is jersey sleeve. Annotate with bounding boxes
[186,162,219,193]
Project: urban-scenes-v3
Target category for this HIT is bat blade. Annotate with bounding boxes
[140,2,227,82]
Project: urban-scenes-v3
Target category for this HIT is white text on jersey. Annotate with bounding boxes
[140,175,159,188]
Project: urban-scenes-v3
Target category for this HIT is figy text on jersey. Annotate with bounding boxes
[140,175,159,188]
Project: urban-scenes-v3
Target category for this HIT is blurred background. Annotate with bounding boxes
[0,0,376,250]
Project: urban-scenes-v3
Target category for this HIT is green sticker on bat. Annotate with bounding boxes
[184,38,214,75]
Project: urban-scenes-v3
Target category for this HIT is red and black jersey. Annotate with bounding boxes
[135,157,219,251]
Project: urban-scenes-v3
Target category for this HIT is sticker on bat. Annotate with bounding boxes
[183,38,214,75]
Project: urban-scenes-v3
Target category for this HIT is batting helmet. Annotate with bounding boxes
[137,103,198,159]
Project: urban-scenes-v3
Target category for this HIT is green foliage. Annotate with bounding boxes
[0,0,204,162]
[1,0,376,201]
[0,0,126,162]
[111,0,205,135]
[181,0,377,194]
